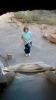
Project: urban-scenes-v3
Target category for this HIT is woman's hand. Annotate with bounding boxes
[21,38,27,42]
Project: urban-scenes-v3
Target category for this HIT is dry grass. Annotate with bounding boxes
[14,11,56,25]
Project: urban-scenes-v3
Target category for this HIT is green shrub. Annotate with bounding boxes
[24,13,33,23]
[32,14,40,21]
[14,11,23,19]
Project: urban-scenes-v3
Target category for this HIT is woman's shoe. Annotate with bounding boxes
[25,54,28,57]
[28,53,30,56]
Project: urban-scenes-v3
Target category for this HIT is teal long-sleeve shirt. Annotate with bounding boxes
[21,31,32,41]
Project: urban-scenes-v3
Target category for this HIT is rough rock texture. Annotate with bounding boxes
[49,31,56,43]
[0,71,15,92]
[45,71,56,84]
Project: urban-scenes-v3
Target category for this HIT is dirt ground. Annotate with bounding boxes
[0,12,56,67]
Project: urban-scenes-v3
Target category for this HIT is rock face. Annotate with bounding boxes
[0,71,15,92]
[0,67,3,77]
[0,61,4,77]
[45,71,56,84]
[49,31,56,43]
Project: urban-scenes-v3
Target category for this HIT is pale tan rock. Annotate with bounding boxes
[42,33,48,39]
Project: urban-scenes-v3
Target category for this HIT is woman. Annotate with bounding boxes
[21,26,33,56]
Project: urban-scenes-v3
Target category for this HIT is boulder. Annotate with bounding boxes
[42,33,48,39]
[49,31,56,43]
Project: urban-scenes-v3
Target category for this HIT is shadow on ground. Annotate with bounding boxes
[0,73,56,100]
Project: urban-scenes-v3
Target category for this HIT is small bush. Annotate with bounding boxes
[14,11,23,19]
[24,13,33,23]
[42,16,56,25]
[48,18,56,25]
[51,10,56,14]
[32,14,40,21]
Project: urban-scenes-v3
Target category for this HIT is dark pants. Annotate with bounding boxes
[24,43,30,54]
